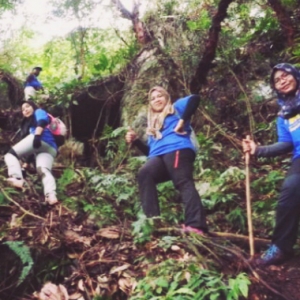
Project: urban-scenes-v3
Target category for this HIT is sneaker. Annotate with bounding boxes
[45,194,59,206]
[6,178,26,189]
[181,224,204,235]
[252,244,288,267]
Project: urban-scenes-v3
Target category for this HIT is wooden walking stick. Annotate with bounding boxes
[245,135,255,256]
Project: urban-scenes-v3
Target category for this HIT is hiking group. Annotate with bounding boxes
[4,63,300,267]
[4,67,65,205]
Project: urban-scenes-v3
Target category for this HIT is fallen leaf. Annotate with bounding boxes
[67,252,80,259]
[171,245,180,251]
[68,292,83,300]
[97,275,109,283]
[269,265,282,272]
[35,282,69,300]
[97,227,120,239]
[64,230,91,246]
[109,264,130,275]
[10,213,19,228]
[118,277,135,295]
[78,279,85,292]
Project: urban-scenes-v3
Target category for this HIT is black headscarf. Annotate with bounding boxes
[270,63,300,119]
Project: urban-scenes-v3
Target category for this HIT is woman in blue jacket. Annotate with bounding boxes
[5,100,58,205]
[243,63,300,266]
[126,86,207,234]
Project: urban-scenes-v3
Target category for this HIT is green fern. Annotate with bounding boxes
[4,241,34,286]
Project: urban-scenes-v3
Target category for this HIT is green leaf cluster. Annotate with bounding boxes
[130,259,250,300]
[4,241,34,286]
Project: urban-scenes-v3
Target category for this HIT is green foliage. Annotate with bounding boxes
[0,191,8,204]
[187,10,211,31]
[226,207,247,232]
[86,169,137,204]
[249,168,284,233]
[130,259,250,300]
[132,214,155,244]
[251,169,284,196]
[51,78,82,108]
[99,126,129,171]
[281,0,298,6]
[216,3,279,68]
[227,272,251,299]
[291,38,300,64]
[201,167,245,210]
[157,0,178,15]
[57,167,77,195]
[194,132,217,175]
[0,0,18,12]
[76,169,139,226]
[51,0,97,18]
[127,156,147,173]
[4,241,34,286]
[157,181,183,224]
[157,235,180,250]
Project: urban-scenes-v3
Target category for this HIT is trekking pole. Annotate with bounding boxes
[245,135,254,257]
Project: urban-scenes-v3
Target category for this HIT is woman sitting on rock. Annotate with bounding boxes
[4,100,58,205]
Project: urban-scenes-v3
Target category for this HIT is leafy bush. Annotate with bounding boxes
[132,213,155,244]
[4,241,34,286]
[130,259,250,300]
[201,167,245,211]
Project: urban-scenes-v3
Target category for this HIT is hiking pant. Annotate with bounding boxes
[137,148,207,231]
[4,134,57,197]
[24,86,36,100]
[273,158,300,254]
[24,86,49,102]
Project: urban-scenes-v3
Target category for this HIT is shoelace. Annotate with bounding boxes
[262,245,280,259]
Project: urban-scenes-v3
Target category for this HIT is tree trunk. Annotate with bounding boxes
[268,0,295,47]
[0,70,24,108]
[190,0,235,94]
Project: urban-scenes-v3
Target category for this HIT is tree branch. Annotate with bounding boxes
[111,0,134,20]
[190,0,235,93]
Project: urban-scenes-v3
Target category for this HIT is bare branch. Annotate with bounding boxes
[132,0,141,21]
[190,0,235,93]
[111,0,133,21]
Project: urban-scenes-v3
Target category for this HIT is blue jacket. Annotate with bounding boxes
[277,115,300,160]
[148,96,197,158]
[25,75,43,90]
[29,109,57,151]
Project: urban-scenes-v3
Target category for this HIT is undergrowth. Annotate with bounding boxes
[0,128,288,299]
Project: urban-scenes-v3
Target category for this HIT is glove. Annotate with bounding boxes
[33,135,42,149]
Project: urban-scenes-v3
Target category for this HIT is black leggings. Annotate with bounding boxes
[272,158,300,253]
[137,148,207,231]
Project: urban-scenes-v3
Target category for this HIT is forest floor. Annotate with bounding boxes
[249,255,300,300]
[1,196,300,300]
[0,166,300,300]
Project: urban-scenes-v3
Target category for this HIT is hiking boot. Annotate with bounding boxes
[181,224,204,235]
[252,244,288,267]
[45,194,59,206]
[6,178,26,189]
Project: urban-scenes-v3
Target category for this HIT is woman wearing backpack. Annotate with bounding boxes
[4,100,58,205]
[125,86,208,234]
